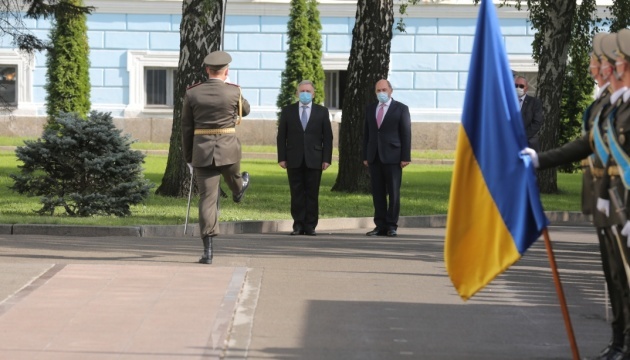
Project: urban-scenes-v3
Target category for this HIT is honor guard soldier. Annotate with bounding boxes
[181,50,251,265]
[522,33,628,360]
[595,29,630,360]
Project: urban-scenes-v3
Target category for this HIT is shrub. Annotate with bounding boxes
[10,111,154,216]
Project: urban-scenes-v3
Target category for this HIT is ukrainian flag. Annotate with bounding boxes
[444,0,549,300]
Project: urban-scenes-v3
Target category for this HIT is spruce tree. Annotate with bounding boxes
[276,0,312,113]
[10,112,153,217]
[45,0,91,122]
[307,0,325,105]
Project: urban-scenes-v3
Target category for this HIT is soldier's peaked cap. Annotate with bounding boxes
[617,28,630,58]
[592,32,608,57]
[203,51,232,70]
[601,33,618,63]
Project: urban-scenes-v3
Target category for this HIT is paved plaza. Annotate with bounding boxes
[0,224,615,359]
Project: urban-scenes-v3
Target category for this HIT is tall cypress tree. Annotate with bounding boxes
[276,0,313,114]
[45,0,91,122]
[307,0,325,105]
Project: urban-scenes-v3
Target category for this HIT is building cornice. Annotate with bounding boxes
[81,0,612,19]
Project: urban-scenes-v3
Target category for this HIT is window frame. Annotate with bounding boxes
[322,53,349,119]
[0,49,35,115]
[126,50,178,117]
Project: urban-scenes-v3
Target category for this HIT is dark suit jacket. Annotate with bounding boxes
[362,99,412,164]
[520,94,543,149]
[277,102,333,169]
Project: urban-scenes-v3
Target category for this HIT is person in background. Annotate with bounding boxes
[515,75,544,152]
[362,79,411,237]
[277,80,333,236]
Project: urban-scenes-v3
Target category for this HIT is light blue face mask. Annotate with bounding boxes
[377,92,389,103]
[299,92,312,104]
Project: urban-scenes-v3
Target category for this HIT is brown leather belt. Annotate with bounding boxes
[608,167,620,176]
[194,128,236,135]
[591,167,606,178]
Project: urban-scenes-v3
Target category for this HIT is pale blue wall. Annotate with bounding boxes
[4,13,536,119]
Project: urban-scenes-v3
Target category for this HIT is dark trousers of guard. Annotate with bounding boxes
[287,162,322,233]
[195,162,243,264]
[368,157,402,231]
[597,226,630,358]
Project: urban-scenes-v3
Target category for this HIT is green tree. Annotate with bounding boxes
[556,0,598,173]
[276,0,324,113]
[307,0,325,104]
[44,0,91,121]
[156,0,224,197]
[10,112,153,216]
[1,0,92,54]
[332,0,394,193]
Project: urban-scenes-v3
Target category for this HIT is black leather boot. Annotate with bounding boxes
[199,236,212,264]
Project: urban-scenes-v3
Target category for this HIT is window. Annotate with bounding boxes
[145,68,176,107]
[0,50,34,115]
[126,50,179,117]
[324,70,347,110]
[0,65,17,105]
[321,54,349,114]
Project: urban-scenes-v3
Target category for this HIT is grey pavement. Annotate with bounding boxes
[0,219,616,360]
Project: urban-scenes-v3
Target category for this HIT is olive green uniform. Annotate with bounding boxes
[182,79,251,237]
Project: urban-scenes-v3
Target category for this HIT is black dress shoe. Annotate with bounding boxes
[233,172,250,203]
[366,227,385,236]
[304,230,316,236]
[290,230,304,235]
[387,229,397,237]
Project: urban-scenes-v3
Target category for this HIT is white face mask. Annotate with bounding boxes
[516,88,525,97]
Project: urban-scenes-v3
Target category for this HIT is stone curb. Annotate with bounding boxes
[0,211,591,238]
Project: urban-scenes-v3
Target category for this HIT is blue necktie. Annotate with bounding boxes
[301,106,308,130]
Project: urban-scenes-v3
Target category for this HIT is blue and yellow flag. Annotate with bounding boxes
[444,0,549,300]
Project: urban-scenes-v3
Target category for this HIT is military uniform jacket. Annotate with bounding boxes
[602,97,630,225]
[181,79,251,167]
[538,87,611,221]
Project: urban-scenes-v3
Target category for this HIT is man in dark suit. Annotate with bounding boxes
[362,79,411,237]
[182,50,251,264]
[277,80,333,236]
[515,75,543,151]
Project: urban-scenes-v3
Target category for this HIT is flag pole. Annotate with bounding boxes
[542,227,580,360]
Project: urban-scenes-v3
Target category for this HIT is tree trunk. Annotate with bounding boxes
[155,0,223,197]
[332,0,394,193]
[535,0,576,193]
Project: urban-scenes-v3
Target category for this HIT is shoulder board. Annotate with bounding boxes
[186,82,202,90]
[225,82,241,88]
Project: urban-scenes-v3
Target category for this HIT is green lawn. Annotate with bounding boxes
[0,149,581,226]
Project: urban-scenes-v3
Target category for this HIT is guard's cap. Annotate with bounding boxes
[600,33,618,63]
[616,28,630,58]
[592,32,608,58]
[203,51,232,70]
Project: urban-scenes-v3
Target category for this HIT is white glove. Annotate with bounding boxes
[621,220,630,238]
[187,163,193,175]
[520,147,539,168]
[596,197,610,217]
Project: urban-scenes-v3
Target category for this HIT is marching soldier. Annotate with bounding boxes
[522,32,628,360]
[182,50,251,265]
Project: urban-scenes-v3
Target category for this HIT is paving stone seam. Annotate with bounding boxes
[0,263,64,316]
